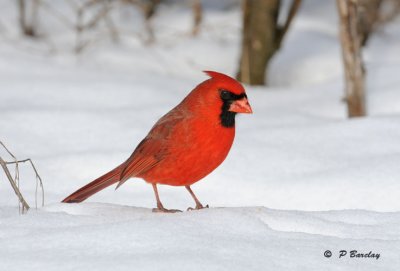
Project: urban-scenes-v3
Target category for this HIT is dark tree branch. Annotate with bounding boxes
[276,0,302,49]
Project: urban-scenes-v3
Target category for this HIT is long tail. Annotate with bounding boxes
[62,164,125,203]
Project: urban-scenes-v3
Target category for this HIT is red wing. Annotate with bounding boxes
[117,108,186,188]
[117,138,167,188]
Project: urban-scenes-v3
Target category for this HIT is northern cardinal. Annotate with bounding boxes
[62,71,252,212]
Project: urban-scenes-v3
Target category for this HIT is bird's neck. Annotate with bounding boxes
[220,110,236,128]
[220,99,236,128]
[179,88,237,128]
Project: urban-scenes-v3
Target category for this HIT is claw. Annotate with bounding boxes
[152,207,182,213]
[187,204,209,211]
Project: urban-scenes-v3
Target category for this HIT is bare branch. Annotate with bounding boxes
[84,2,112,30]
[125,0,160,44]
[0,141,45,213]
[191,0,203,36]
[0,156,30,213]
[276,0,302,49]
[377,0,400,25]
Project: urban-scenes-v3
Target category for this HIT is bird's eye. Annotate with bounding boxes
[220,90,233,100]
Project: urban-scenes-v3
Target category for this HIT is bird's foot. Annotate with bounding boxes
[187,204,209,211]
[152,207,182,213]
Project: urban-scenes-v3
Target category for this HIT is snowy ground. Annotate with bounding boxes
[1,204,399,270]
[1,0,400,270]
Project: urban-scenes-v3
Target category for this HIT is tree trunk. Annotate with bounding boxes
[337,0,366,118]
[237,0,280,85]
[236,0,301,85]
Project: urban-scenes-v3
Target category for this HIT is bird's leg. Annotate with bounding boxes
[151,184,182,213]
[186,185,209,211]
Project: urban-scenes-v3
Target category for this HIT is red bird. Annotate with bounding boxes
[62,71,252,212]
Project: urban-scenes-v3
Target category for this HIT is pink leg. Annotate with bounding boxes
[186,185,209,211]
[152,184,182,213]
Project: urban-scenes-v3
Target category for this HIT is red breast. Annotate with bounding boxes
[136,71,252,186]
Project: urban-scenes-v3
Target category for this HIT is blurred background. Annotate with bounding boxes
[1,0,400,212]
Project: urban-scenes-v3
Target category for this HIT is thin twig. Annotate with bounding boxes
[0,157,30,213]
[0,141,45,213]
[6,159,45,208]
[0,141,22,210]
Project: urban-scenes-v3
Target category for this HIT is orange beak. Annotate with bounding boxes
[229,97,253,114]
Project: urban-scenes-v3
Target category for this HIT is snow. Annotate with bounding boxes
[1,204,399,270]
[1,0,400,270]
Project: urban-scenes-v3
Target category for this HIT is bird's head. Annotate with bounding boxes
[201,71,252,128]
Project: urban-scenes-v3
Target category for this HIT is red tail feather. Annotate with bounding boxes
[62,164,124,203]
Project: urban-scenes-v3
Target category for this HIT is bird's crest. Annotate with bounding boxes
[203,70,245,95]
[204,71,234,81]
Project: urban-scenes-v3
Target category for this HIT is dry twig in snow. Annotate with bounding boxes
[0,141,44,213]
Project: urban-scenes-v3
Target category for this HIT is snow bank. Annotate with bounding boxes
[1,204,399,271]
